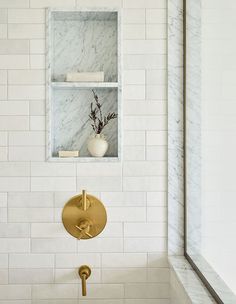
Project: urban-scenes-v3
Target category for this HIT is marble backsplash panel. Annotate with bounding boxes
[52,88,118,157]
[52,12,118,82]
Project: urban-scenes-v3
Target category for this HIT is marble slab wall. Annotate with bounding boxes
[168,0,184,255]
[52,11,118,82]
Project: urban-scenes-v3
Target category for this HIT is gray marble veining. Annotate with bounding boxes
[52,88,118,157]
[52,11,118,82]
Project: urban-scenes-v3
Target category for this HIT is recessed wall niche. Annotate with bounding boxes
[46,9,121,161]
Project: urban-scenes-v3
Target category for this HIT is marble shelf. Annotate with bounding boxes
[51,82,119,88]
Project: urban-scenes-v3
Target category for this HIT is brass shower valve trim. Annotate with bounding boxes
[62,190,107,240]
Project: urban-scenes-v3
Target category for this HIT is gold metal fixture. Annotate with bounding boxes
[62,190,107,240]
[78,265,91,296]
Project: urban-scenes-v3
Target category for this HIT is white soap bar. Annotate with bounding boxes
[58,151,79,157]
[66,72,104,82]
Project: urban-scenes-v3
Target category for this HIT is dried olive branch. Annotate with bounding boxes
[89,90,118,134]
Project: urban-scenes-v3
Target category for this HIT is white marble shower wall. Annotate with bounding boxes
[0,0,168,303]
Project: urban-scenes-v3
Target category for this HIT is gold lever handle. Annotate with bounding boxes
[82,190,87,211]
[79,265,91,296]
[75,219,93,240]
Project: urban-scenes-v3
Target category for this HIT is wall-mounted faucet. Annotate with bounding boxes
[78,265,91,296]
[61,189,107,240]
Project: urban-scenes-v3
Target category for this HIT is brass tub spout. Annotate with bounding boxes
[79,265,91,296]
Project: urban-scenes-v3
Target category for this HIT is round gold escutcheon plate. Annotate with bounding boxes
[62,193,107,240]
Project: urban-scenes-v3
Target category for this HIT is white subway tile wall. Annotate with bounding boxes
[0,0,168,302]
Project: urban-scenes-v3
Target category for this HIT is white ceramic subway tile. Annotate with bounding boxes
[9,268,54,284]
[146,146,167,161]
[8,70,45,84]
[0,55,29,69]
[123,70,145,85]
[30,115,45,130]
[9,131,45,146]
[123,176,166,191]
[146,85,167,100]
[124,237,167,253]
[124,115,167,130]
[8,24,45,39]
[0,9,7,22]
[0,116,29,130]
[30,100,45,115]
[54,191,79,207]
[147,206,167,222]
[124,54,166,69]
[0,268,8,283]
[8,85,45,100]
[124,283,169,299]
[78,284,124,299]
[55,253,101,268]
[0,0,29,8]
[32,284,78,299]
[32,238,77,253]
[77,238,123,253]
[147,268,169,283]
[146,24,167,39]
[30,54,45,69]
[0,71,7,84]
[0,285,31,300]
[124,222,166,237]
[8,192,53,207]
[0,253,8,268]
[124,101,167,116]
[102,253,147,268]
[76,0,121,7]
[8,9,45,23]
[9,253,54,268]
[30,0,76,7]
[30,39,45,54]
[31,162,76,176]
[147,70,167,85]
[147,253,169,268]
[9,147,45,161]
[147,131,167,146]
[124,0,166,8]
[0,192,7,207]
[123,146,146,161]
[124,40,166,55]
[107,207,146,222]
[0,146,7,161]
[124,131,145,146]
[0,101,29,115]
[123,9,145,24]
[0,40,29,54]
[147,192,167,207]
[123,85,145,100]
[99,222,123,238]
[0,85,7,100]
[8,207,54,222]
[101,191,146,207]
[0,238,30,253]
[77,176,122,192]
[123,161,166,176]
[102,268,147,283]
[0,207,7,222]
[31,177,76,191]
[123,24,145,39]
[0,177,29,191]
[77,163,122,176]
[146,9,166,23]
[0,223,30,237]
[0,131,7,146]
[0,24,7,38]
[31,223,67,238]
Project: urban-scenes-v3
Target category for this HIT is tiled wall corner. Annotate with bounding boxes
[0,0,169,302]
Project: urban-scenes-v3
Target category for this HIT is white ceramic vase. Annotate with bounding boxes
[87,134,108,157]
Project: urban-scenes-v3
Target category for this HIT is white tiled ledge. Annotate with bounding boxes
[168,256,215,304]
